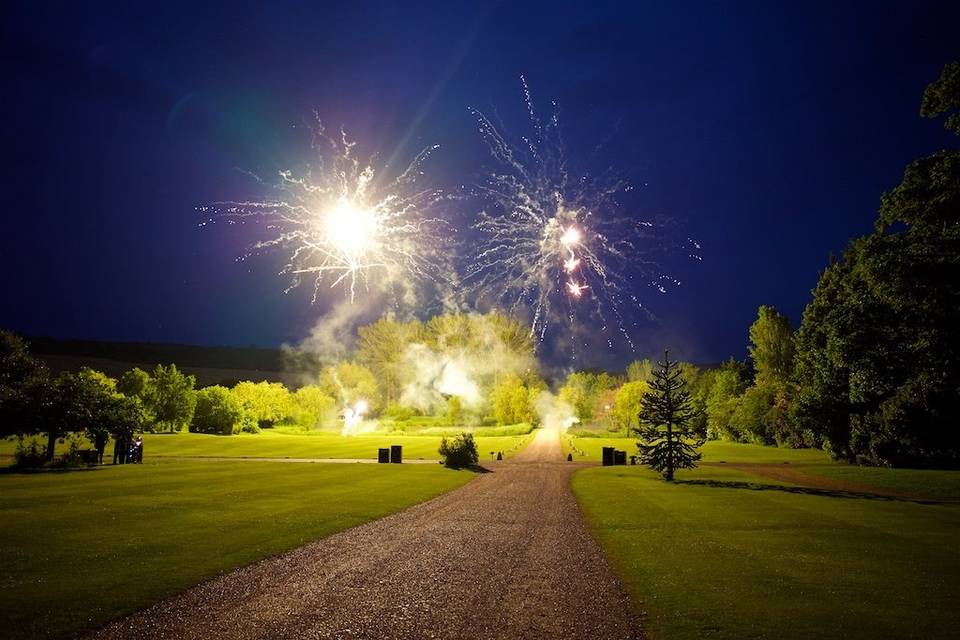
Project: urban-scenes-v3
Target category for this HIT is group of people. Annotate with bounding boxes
[111,435,143,465]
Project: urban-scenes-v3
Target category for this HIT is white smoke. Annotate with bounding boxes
[399,344,483,411]
[341,399,375,436]
[535,391,579,433]
[398,314,535,413]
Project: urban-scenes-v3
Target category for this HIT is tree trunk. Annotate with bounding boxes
[46,431,56,461]
[665,421,674,481]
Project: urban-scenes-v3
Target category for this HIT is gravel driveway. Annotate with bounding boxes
[87,429,644,639]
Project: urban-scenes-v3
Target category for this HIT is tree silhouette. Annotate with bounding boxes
[634,350,705,481]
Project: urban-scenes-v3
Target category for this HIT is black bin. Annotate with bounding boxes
[377,448,390,464]
[614,450,627,466]
[390,445,402,464]
[601,446,614,467]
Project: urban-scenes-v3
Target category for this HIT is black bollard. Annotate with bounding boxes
[497,451,503,461]
[390,445,402,464]
[567,453,573,462]
[629,455,637,466]
[601,446,614,466]
[378,448,390,464]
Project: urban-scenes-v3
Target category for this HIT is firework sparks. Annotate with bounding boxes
[465,77,699,352]
[199,119,449,303]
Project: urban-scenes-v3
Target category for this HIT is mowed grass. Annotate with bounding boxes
[572,462,960,639]
[564,436,831,464]
[0,461,473,640]
[1,430,533,462]
[564,436,960,499]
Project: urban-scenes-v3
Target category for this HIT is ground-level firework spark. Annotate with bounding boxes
[465,78,700,353]
[199,120,449,303]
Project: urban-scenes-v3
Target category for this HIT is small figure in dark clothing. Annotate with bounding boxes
[132,436,144,463]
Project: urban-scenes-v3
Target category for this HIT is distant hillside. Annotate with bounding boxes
[26,337,319,388]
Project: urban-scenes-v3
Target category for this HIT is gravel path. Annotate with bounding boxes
[87,429,644,639]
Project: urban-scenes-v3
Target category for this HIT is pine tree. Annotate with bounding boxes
[634,350,705,481]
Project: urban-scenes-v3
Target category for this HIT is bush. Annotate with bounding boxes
[50,437,89,469]
[191,386,245,435]
[438,433,479,468]
[382,403,418,421]
[14,439,47,468]
[238,413,260,433]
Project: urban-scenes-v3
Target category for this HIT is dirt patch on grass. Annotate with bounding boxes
[702,462,947,502]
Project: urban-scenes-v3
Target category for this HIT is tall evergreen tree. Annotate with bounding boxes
[634,350,705,481]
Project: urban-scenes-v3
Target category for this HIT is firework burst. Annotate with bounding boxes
[199,118,450,304]
[465,78,700,352]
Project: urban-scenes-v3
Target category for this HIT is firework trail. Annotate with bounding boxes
[199,117,450,304]
[465,78,700,353]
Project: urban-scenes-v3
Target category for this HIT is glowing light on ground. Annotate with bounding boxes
[341,399,370,436]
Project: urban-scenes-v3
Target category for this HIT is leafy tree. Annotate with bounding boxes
[794,62,960,466]
[558,371,618,422]
[38,369,117,461]
[921,60,960,134]
[117,367,150,398]
[231,381,293,428]
[446,395,464,424]
[192,386,246,435]
[748,306,796,383]
[292,385,337,429]
[634,350,705,481]
[489,373,534,425]
[0,331,49,439]
[730,379,779,445]
[681,363,714,436]
[319,362,381,411]
[0,331,47,394]
[95,393,148,464]
[612,381,648,432]
[705,359,750,440]
[148,364,196,432]
[356,317,424,405]
[625,359,654,383]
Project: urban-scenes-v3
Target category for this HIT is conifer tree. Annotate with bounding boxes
[634,350,705,481]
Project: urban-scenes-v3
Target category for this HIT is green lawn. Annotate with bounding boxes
[564,435,960,499]
[0,461,473,640]
[572,463,960,639]
[1,430,533,462]
[564,436,832,464]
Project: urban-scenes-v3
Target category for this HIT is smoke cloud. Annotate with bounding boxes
[534,391,579,433]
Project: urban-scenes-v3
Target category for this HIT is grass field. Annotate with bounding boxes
[564,435,832,464]
[0,460,473,640]
[572,456,960,639]
[564,435,960,498]
[1,430,534,463]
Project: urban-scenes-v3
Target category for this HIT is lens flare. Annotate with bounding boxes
[199,120,449,304]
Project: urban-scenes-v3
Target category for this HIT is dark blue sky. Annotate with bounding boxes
[2,1,958,367]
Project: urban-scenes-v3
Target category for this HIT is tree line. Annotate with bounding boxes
[559,62,960,468]
[1,63,956,469]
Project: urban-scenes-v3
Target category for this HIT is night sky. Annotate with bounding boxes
[2,1,958,368]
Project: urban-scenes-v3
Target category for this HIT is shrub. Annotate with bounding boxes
[191,386,244,435]
[51,437,89,469]
[14,439,47,468]
[238,413,260,433]
[382,403,418,421]
[438,433,479,468]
